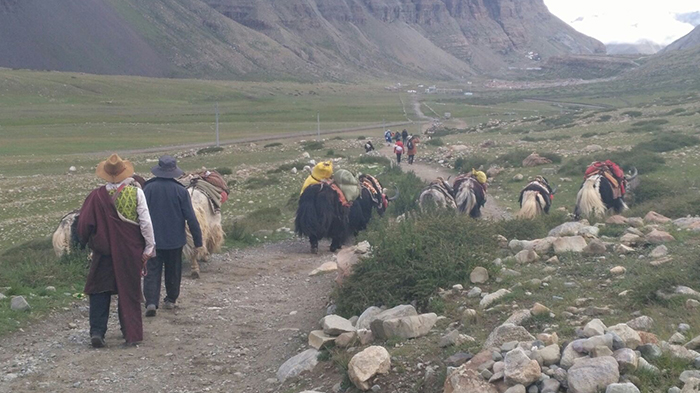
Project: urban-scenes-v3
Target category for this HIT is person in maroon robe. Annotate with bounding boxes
[78,154,155,348]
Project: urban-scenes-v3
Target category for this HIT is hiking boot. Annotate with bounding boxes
[91,335,106,348]
[162,301,175,310]
[145,304,156,317]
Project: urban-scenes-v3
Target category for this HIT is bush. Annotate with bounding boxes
[326,149,335,157]
[227,179,238,188]
[632,119,669,127]
[581,132,599,138]
[597,115,612,122]
[426,137,444,147]
[636,134,700,153]
[455,156,490,172]
[494,212,568,241]
[264,142,283,148]
[355,136,364,140]
[335,213,500,315]
[539,152,563,164]
[377,166,425,217]
[355,155,391,166]
[197,146,224,155]
[492,150,531,167]
[540,114,576,128]
[301,141,324,151]
[267,161,308,174]
[215,167,232,175]
[622,111,643,118]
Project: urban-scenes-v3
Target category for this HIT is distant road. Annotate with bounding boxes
[100,121,419,157]
[523,98,612,109]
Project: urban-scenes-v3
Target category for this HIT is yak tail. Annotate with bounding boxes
[456,188,478,217]
[184,190,212,263]
[295,187,325,238]
[517,191,544,220]
[575,176,607,219]
[52,211,78,257]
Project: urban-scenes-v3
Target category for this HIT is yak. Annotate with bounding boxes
[575,165,638,219]
[418,177,456,211]
[453,174,487,218]
[52,210,81,257]
[295,174,395,253]
[517,176,557,219]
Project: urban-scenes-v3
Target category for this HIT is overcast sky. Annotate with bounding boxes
[543,0,700,45]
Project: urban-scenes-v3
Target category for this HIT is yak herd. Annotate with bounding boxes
[51,158,638,276]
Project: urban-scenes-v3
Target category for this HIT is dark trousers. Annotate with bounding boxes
[396,153,402,164]
[143,248,183,307]
[408,155,415,164]
[90,292,128,338]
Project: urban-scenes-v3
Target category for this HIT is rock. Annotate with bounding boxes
[513,174,525,181]
[380,313,437,340]
[591,345,614,357]
[620,233,643,246]
[515,249,539,264]
[553,236,587,254]
[583,144,603,152]
[615,244,635,254]
[626,316,654,332]
[440,330,464,348]
[670,386,682,393]
[579,226,601,237]
[645,211,671,224]
[637,357,660,374]
[567,356,620,393]
[670,332,687,345]
[505,310,532,326]
[583,240,607,255]
[446,353,473,367]
[504,348,542,386]
[610,266,627,275]
[302,152,311,158]
[480,289,511,309]
[444,367,499,393]
[605,383,641,393]
[357,329,374,345]
[487,166,503,178]
[467,287,482,298]
[674,217,700,231]
[68,166,77,172]
[309,330,335,349]
[10,296,30,311]
[682,378,700,393]
[607,215,628,225]
[686,336,700,350]
[680,370,700,384]
[470,267,490,284]
[336,331,358,348]
[369,305,417,339]
[613,348,638,373]
[322,315,356,335]
[627,217,645,228]
[583,319,607,338]
[0,293,5,301]
[336,248,361,285]
[560,340,587,369]
[483,324,536,350]
[639,331,659,345]
[546,256,560,263]
[348,346,391,391]
[647,229,675,244]
[638,344,662,360]
[523,153,553,167]
[357,306,384,330]
[531,303,551,317]
[541,379,561,393]
[45,286,56,292]
[504,385,527,393]
[533,344,561,366]
[606,324,642,349]
[277,349,320,382]
[663,343,700,361]
[651,256,674,266]
[291,167,298,174]
[549,222,585,237]
[580,334,614,353]
[688,299,700,309]
[538,332,559,346]
[649,245,669,258]
[310,261,338,276]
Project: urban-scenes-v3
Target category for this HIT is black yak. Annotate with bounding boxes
[453,172,487,218]
[517,176,556,219]
[575,162,637,219]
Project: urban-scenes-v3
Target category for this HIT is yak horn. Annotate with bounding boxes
[625,167,638,181]
[551,185,559,195]
[386,187,400,201]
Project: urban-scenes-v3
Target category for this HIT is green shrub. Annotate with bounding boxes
[264,142,283,148]
[244,176,280,190]
[624,126,662,134]
[636,134,700,153]
[197,146,224,155]
[632,119,669,127]
[598,224,626,238]
[227,179,238,188]
[622,111,643,118]
[215,167,232,175]
[492,150,531,167]
[540,114,577,128]
[335,213,500,315]
[596,115,612,122]
[540,152,563,164]
[267,161,308,174]
[660,108,686,116]
[426,137,444,147]
[379,167,425,217]
[301,140,324,151]
[581,132,599,138]
[326,149,335,157]
[355,155,391,166]
[455,156,490,172]
[494,212,568,241]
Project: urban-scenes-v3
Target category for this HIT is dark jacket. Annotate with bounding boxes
[144,178,203,250]
[401,130,408,140]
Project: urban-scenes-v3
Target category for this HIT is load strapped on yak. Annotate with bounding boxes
[301,161,334,195]
[453,168,488,205]
[584,160,626,198]
[300,161,360,206]
[179,170,230,211]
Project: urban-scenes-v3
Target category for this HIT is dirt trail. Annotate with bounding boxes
[0,239,338,393]
[380,145,511,220]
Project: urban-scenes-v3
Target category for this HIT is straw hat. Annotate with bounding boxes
[96,154,134,183]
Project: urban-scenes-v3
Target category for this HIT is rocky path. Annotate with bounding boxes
[380,145,510,220]
[0,239,337,393]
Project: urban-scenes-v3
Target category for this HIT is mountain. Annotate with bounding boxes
[0,0,605,80]
[606,40,663,55]
[662,25,700,52]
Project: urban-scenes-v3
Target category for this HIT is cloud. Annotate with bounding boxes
[544,0,700,45]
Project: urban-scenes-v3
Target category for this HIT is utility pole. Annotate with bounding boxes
[215,102,220,147]
[317,112,320,141]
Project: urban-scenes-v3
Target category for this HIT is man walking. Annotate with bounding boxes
[143,155,203,317]
[78,154,155,347]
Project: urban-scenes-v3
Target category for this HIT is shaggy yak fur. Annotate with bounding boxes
[419,178,456,211]
[517,178,554,219]
[574,174,627,219]
[184,187,225,279]
[52,210,81,257]
[296,175,387,253]
[453,175,486,218]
